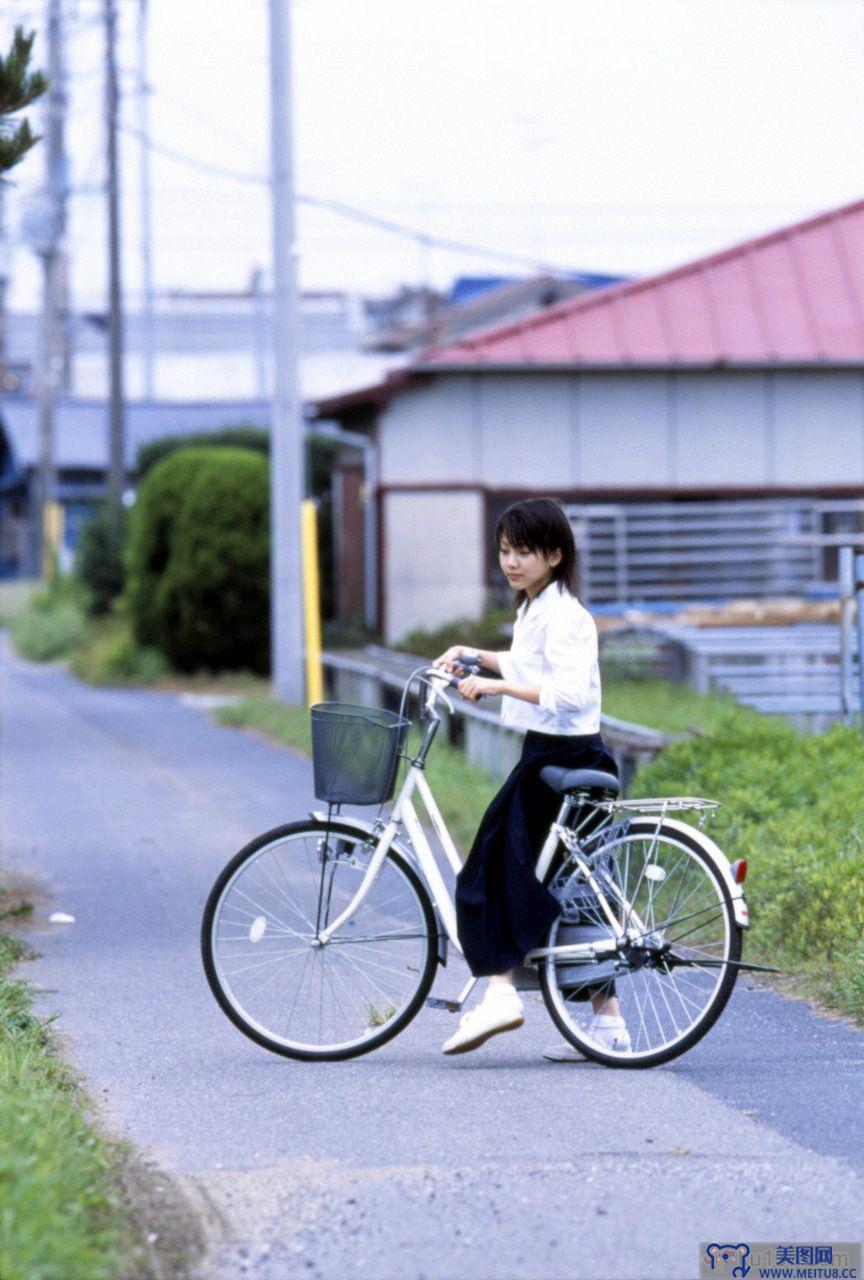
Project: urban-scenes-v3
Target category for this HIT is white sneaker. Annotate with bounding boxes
[442,987,525,1055]
[590,1013,632,1052]
[543,1013,632,1062]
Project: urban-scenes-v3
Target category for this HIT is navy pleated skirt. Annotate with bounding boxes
[455,729,618,977]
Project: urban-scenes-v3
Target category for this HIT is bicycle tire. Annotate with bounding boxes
[201,819,439,1061]
[540,818,743,1069]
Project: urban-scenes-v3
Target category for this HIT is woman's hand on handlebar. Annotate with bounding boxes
[455,674,498,704]
[432,644,473,673]
[429,648,499,700]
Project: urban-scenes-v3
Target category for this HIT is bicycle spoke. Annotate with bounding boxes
[206,825,434,1055]
[219,945,311,975]
[544,825,739,1064]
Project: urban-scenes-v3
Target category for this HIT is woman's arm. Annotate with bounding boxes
[456,675,540,705]
[473,648,501,676]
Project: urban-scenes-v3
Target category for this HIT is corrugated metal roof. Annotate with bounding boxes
[421,198,864,368]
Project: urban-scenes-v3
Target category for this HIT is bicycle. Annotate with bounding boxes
[201,657,775,1068]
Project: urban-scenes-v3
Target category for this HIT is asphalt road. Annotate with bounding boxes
[2,633,862,1280]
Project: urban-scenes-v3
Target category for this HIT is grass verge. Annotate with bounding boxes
[5,575,260,690]
[7,575,89,662]
[602,677,750,736]
[0,579,40,628]
[634,710,864,1025]
[0,877,207,1279]
[0,877,130,1279]
[67,608,168,686]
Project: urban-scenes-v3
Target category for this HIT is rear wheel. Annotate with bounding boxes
[540,819,743,1068]
[201,820,438,1060]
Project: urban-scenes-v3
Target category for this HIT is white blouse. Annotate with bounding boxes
[495,580,602,736]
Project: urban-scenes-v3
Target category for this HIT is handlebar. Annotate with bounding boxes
[397,653,501,765]
[442,651,484,686]
[421,651,497,712]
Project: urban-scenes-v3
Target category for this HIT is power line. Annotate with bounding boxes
[117,123,585,274]
[120,123,264,186]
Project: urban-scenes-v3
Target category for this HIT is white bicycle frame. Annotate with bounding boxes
[317,673,474,953]
[315,666,748,998]
[316,669,617,964]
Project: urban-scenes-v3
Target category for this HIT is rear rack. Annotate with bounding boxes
[601,796,722,815]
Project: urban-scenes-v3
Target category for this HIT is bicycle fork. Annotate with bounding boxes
[316,818,400,944]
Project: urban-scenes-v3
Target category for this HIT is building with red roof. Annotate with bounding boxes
[314,198,864,644]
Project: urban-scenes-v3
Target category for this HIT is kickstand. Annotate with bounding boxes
[425,975,479,1013]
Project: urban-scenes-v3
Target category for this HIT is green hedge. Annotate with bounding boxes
[125,447,221,649]
[154,449,270,672]
[135,428,341,624]
[634,711,864,1020]
[136,426,268,478]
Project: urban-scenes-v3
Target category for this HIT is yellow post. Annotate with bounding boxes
[42,501,64,578]
[300,498,324,707]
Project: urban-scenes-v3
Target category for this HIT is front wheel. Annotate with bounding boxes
[201,819,439,1060]
[540,819,743,1068]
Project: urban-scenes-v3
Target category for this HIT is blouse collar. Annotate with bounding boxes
[518,578,560,616]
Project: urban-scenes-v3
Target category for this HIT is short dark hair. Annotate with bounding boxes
[494,497,578,607]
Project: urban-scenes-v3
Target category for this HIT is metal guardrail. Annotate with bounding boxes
[564,497,864,606]
[839,546,864,734]
[600,616,860,732]
[321,646,671,791]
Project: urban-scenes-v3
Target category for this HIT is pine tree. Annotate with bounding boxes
[0,26,48,178]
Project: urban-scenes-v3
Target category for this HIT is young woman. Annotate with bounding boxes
[433,496,631,1060]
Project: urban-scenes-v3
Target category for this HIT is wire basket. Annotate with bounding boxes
[310,703,411,805]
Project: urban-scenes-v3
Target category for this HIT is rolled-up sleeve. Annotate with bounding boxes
[537,605,597,717]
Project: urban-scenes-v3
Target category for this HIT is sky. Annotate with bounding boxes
[2,0,863,311]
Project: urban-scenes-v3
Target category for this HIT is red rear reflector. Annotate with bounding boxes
[731,859,748,884]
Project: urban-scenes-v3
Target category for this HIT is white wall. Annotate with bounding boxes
[674,374,771,484]
[772,374,864,484]
[376,368,864,637]
[380,368,864,491]
[575,376,671,485]
[476,376,572,484]
[379,381,477,484]
[383,489,486,646]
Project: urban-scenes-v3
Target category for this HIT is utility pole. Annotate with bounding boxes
[136,0,155,399]
[104,0,125,507]
[34,0,69,577]
[267,0,305,703]
[0,191,9,383]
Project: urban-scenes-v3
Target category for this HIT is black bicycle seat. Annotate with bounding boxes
[539,766,620,796]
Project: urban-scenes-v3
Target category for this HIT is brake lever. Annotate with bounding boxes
[447,655,491,699]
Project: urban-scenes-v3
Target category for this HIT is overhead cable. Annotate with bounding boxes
[118,123,582,274]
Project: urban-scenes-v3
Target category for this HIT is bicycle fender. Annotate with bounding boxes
[309,810,379,838]
[639,816,750,929]
[309,810,448,964]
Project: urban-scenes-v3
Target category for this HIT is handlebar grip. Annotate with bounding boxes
[447,665,492,698]
[456,653,481,672]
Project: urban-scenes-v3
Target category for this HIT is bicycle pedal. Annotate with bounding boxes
[425,997,462,1012]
